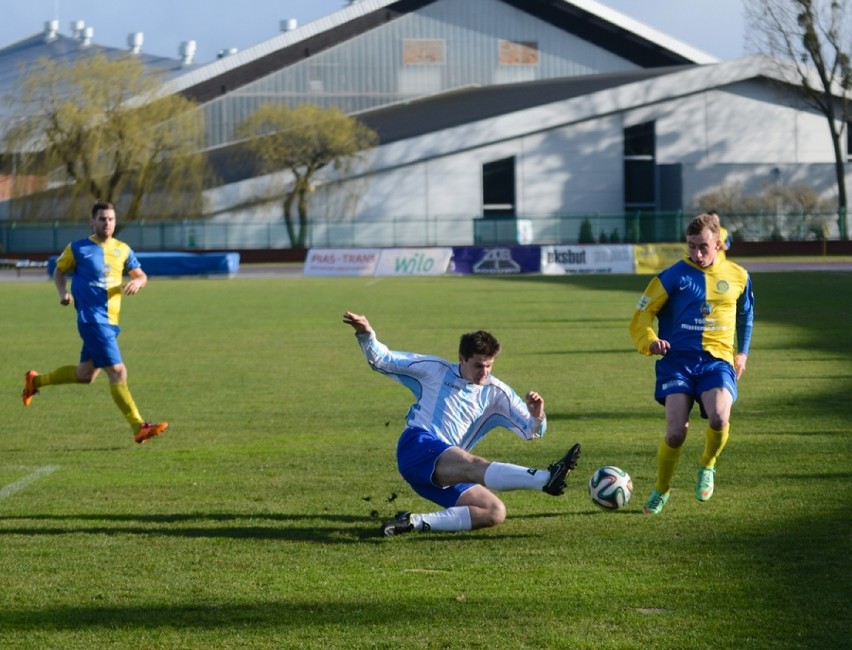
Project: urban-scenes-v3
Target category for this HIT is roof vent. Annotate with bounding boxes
[179,40,197,65]
[70,20,86,40]
[43,20,59,42]
[280,18,298,32]
[217,47,239,59]
[127,32,144,54]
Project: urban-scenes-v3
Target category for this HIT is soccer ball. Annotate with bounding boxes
[588,466,633,510]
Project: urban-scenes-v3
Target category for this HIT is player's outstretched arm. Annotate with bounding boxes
[343,311,373,335]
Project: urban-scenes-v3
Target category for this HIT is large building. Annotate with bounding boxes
[2,0,850,245]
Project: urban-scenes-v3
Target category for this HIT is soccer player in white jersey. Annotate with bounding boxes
[343,311,581,536]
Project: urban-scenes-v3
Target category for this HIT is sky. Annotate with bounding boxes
[0,0,749,65]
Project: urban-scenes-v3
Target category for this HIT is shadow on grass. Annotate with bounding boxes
[715,507,850,646]
[0,511,540,543]
[0,599,442,631]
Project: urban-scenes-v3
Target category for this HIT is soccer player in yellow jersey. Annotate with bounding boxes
[629,213,754,514]
[22,200,168,444]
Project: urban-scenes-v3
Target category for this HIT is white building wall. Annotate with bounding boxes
[519,117,624,215]
[203,66,850,245]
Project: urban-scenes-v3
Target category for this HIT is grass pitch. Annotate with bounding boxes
[1,271,850,649]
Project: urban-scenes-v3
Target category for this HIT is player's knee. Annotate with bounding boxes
[708,414,729,431]
[482,500,507,528]
[76,371,97,384]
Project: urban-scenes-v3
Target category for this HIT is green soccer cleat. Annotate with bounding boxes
[643,490,670,515]
[696,465,716,502]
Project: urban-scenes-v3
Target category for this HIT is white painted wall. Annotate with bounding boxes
[202,62,850,245]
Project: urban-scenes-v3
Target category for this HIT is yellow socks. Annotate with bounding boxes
[36,365,78,387]
[109,382,144,432]
[700,424,730,469]
[655,440,682,494]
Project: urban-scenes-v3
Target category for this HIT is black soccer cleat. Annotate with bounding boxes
[381,511,415,537]
[543,443,582,496]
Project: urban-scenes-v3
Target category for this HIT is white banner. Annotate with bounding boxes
[304,248,380,276]
[304,248,453,276]
[374,248,452,276]
[540,245,634,274]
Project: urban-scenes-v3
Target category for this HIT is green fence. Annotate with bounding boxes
[0,210,845,254]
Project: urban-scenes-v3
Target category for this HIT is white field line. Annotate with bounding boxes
[0,465,60,500]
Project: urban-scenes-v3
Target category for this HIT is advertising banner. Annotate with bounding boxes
[304,248,380,276]
[540,245,634,274]
[451,246,541,275]
[374,248,453,276]
[633,243,687,274]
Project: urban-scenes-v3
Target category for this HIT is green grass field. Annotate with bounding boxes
[1,271,850,649]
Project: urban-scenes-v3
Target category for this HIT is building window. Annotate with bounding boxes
[482,157,516,217]
[403,39,445,65]
[498,40,539,66]
[624,121,656,207]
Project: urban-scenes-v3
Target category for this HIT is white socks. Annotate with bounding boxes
[483,461,547,491]
[413,506,472,532]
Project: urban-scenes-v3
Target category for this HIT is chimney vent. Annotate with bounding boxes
[179,40,197,65]
[127,32,144,54]
[44,20,59,42]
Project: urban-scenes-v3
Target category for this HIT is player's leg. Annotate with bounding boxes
[695,387,734,501]
[695,362,737,501]
[645,393,692,515]
[90,324,167,442]
[22,359,98,406]
[434,444,581,495]
[382,484,502,536]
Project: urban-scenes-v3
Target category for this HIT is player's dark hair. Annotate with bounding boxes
[459,330,501,360]
[91,200,115,219]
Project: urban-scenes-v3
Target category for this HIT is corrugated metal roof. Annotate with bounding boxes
[356,65,692,144]
[166,0,717,100]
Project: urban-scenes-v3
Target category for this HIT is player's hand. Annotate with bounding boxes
[343,311,373,335]
[650,339,671,356]
[525,391,545,419]
[59,292,72,306]
[123,279,143,295]
[734,353,748,380]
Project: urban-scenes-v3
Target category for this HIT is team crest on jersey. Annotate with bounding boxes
[701,301,713,316]
[716,280,730,292]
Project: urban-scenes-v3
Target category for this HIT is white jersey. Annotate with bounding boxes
[355,332,546,450]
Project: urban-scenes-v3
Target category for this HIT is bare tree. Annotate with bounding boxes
[4,53,207,221]
[236,103,377,248]
[746,0,852,239]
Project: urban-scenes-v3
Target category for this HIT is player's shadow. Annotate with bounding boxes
[0,512,540,543]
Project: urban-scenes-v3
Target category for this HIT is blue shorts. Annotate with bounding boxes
[396,427,476,508]
[78,322,123,368]
[655,352,737,418]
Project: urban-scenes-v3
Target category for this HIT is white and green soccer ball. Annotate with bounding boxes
[588,466,633,510]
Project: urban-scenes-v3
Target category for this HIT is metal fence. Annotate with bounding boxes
[0,210,846,254]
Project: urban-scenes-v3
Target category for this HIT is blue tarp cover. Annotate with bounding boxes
[47,252,240,277]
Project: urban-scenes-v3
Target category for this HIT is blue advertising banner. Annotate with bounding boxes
[451,246,541,275]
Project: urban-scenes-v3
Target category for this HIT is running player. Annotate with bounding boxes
[22,200,168,444]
